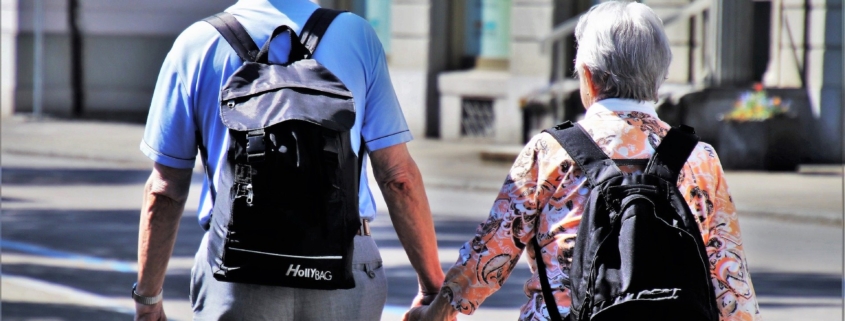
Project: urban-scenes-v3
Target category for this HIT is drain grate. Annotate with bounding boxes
[461,98,495,137]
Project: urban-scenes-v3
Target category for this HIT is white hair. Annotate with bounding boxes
[574,1,672,102]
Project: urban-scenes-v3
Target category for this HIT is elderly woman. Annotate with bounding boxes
[406,1,762,321]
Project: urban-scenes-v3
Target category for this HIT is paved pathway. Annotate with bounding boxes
[2,116,843,320]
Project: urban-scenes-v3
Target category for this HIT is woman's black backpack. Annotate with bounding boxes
[532,121,720,321]
[200,9,362,290]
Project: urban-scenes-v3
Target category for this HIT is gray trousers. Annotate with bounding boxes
[190,233,387,320]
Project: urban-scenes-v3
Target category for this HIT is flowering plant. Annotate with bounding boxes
[721,83,791,122]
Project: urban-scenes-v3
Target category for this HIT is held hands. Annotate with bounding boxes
[411,290,438,307]
[404,290,437,321]
[135,301,166,321]
[403,290,458,321]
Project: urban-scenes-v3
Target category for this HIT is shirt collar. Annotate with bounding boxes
[584,98,659,119]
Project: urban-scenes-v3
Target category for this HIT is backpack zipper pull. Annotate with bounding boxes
[245,183,254,205]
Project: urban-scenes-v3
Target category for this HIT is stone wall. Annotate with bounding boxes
[13,0,232,118]
[1,0,17,117]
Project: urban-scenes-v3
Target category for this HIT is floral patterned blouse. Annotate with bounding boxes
[441,99,762,321]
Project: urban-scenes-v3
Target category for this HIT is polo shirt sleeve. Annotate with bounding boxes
[140,40,198,169]
[360,26,413,152]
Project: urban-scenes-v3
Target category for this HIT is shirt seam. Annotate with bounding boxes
[365,130,410,144]
[142,139,196,161]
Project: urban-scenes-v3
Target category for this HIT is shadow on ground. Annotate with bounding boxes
[1,208,206,260]
[1,167,203,186]
[3,211,842,319]
[1,302,131,321]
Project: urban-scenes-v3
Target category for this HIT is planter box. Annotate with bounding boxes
[717,117,801,171]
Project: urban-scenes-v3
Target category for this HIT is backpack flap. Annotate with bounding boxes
[219,58,355,132]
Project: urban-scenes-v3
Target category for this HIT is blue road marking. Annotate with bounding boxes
[0,239,136,273]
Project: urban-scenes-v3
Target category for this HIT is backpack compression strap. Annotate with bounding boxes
[300,8,344,57]
[203,13,261,63]
[645,125,700,183]
[543,121,622,187]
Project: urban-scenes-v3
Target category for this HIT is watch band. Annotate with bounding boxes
[132,282,163,305]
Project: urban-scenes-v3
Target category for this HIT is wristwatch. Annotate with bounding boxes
[132,282,163,305]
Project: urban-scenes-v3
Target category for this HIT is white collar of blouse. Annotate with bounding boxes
[585,98,659,119]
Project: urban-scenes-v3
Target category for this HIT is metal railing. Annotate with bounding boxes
[540,0,714,96]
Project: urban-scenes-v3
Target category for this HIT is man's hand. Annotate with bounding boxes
[411,290,438,307]
[369,143,445,303]
[135,302,166,321]
[402,305,428,321]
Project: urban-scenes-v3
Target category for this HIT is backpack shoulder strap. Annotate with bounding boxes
[299,8,345,56]
[203,12,261,63]
[645,125,700,183]
[543,121,621,186]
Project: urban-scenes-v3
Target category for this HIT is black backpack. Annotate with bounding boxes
[532,121,720,321]
[200,9,362,290]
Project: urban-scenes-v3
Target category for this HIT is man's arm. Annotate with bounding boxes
[370,143,444,305]
[135,163,193,321]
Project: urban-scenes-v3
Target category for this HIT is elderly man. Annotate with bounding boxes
[134,0,443,320]
[406,1,761,321]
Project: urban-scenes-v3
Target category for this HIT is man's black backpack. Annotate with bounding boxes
[532,121,720,321]
[200,9,362,290]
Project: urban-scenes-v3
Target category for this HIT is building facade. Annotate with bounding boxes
[3,0,843,162]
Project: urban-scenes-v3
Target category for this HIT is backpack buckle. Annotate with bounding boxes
[553,121,574,130]
[246,130,266,163]
[678,124,696,134]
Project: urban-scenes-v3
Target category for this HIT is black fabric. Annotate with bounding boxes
[543,121,622,187]
[203,13,260,63]
[539,122,719,321]
[300,8,344,56]
[612,159,650,167]
[645,126,700,183]
[203,8,360,290]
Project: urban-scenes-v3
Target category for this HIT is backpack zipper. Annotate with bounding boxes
[245,183,254,205]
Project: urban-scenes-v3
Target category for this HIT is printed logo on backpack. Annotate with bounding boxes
[200,9,361,290]
[534,121,720,321]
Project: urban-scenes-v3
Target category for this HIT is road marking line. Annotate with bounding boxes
[0,239,193,272]
[1,274,193,321]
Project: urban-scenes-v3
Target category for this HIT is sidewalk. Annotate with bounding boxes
[2,115,843,225]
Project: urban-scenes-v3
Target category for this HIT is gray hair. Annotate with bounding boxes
[574,1,672,102]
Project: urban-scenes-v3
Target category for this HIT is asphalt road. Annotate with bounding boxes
[2,152,843,321]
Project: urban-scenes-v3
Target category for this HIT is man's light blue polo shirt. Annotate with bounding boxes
[141,0,412,227]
